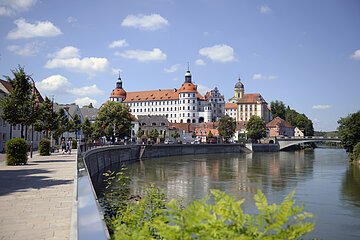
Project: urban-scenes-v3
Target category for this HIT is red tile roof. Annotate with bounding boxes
[195,127,219,136]
[0,79,44,102]
[225,103,237,109]
[238,93,267,104]
[266,117,294,128]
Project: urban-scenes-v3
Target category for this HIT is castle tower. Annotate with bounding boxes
[109,72,127,102]
[178,67,198,123]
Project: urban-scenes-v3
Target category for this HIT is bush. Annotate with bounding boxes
[72,140,77,149]
[5,138,28,165]
[39,138,51,156]
[351,142,360,162]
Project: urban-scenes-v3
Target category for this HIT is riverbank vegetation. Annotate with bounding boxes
[338,111,360,163]
[102,170,315,239]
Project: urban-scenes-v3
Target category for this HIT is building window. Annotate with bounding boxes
[188,100,190,103]
[188,113,190,117]
[193,100,195,103]
[193,113,195,117]
[188,106,190,110]
[193,106,195,110]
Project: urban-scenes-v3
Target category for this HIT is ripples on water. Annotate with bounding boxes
[105,148,360,239]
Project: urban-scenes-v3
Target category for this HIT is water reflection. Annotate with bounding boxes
[342,164,360,208]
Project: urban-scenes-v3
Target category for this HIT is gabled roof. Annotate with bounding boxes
[225,103,237,109]
[266,117,294,128]
[0,79,44,102]
[195,127,219,136]
[80,107,99,121]
[169,123,196,133]
[123,88,204,103]
[0,79,12,93]
[238,93,267,104]
[137,115,169,126]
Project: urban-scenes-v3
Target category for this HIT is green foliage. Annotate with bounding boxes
[218,115,236,143]
[351,142,360,162]
[338,111,360,153]
[5,138,28,165]
[70,114,82,138]
[270,100,286,119]
[150,129,159,142]
[72,140,77,149]
[34,97,58,138]
[207,130,214,138]
[93,101,132,140]
[285,107,314,136]
[171,130,180,142]
[0,66,37,138]
[137,128,144,138]
[192,131,197,138]
[81,118,93,141]
[111,188,315,240]
[39,138,51,156]
[247,115,266,140]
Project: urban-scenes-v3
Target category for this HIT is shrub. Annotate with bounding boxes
[39,138,51,156]
[351,142,360,162]
[72,140,77,149]
[5,138,28,165]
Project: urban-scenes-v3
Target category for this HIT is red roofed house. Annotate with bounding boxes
[109,69,225,124]
[266,117,295,137]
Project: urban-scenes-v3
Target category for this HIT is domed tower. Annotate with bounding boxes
[109,73,127,102]
[234,77,244,99]
[178,67,198,123]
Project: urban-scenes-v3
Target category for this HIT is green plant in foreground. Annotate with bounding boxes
[39,138,51,156]
[111,187,315,240]
[5,138,28,165]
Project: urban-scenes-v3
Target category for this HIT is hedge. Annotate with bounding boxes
[5,138,28,165]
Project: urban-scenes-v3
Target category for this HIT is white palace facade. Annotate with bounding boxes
[109,69,225,124]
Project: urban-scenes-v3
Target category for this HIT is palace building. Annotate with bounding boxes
[225,77,272,123]
[109,69,225,123]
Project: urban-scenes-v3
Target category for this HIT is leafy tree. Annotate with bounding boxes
[285,107,314,136]
[82,118,93,144]
[247,115,266,141]
[192,131,197,138]
[137,128,144,138]
[207,130,213,139]
[0,66,35,139]
[338,111,360,152]
[70,113,82,140]
[270,100,286,119]
[34,97,58,138]
[352,142,360,162]
[171,130,180,142]
[93,101,132,140]
[218,115,236,143]
[150,129,159,143]
[54,108,71,139]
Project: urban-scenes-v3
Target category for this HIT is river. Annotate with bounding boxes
[122,148,360,239]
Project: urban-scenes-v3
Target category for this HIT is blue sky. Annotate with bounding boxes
[0,0,359,131]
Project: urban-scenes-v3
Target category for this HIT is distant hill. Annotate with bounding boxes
[314,131,339,138]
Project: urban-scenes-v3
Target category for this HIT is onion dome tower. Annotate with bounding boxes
[109,72,127,102]
[234,76,244,99]
[178,66,198,123]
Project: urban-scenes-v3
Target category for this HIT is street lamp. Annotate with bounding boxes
[29,76,35,158]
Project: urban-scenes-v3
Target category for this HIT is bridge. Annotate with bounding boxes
[277,137,341,150]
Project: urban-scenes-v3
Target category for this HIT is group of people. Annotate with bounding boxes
[61,138,72,154]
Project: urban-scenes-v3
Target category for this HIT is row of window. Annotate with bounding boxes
[130,105,202,113]
[240,104,258,111]
[127,100,179,107]
[180,93,196,98]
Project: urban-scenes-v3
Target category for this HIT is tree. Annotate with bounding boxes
[207,130,213,139]
[93,101,132,140]
[338,111,360,152]
[246,115,266,141]
[285,107,314,136]
[171,131,180,143]
[137,128,144,138]
[270,100,286,119]
[34,97,58,138]
[218,115,236,143]
[70,113,82,140]
[150,129,159,143]
[0,66,35,139]
[82,118,93,144]
[54,108,71,139]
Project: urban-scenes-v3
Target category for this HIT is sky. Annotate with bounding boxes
[0,0,359,131]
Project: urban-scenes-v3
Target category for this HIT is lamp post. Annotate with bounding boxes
[29,76,35,158]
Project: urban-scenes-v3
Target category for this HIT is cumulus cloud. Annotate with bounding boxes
[117,48,167,62]
[312,105,332,110]
[109,39,128,48]
[351,49,360,60]
[6,18,62,39]
[121,14,169,31]
[164,64,180,73]
[0,0,37,16]
[195,59,206,66]
[7,41,43,56]
[36,75,104,107]
[260,5,271,14]
[199,44,236,62]
[252,74,278,80]
[74,97,98,107]
[45,46,110,75]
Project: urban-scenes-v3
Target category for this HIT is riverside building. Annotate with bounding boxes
[109,69,225,123]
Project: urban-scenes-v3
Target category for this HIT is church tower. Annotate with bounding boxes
[234,77,244,99]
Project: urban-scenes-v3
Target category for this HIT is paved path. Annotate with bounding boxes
[0,151,76,240]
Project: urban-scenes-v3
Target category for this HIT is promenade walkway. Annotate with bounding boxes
[0,151,76,240]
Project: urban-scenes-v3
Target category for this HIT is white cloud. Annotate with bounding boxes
[45,46,110,75]
[7,41,43,56]
[66,16,77,23]
[121,14,169,30]
[195,59,206,66]
[6,18,62,39]
[109,39,128,48]
[252,74,278,80]
[260,5,271,14]
[0,0,37,16]
[117,48,167,62]
[351,49,360,60]
[74,97,98,107]
[36,75,71,94]
[199,44,236,62]
[68,84,103,96]
[312,105,332,110]
[164,64,180,73]
[197,84,211,96]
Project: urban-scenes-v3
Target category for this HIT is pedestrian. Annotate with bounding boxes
[68,138,72,154]
[61,139,66,154]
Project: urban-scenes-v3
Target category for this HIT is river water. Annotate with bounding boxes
[123,148,360,239]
